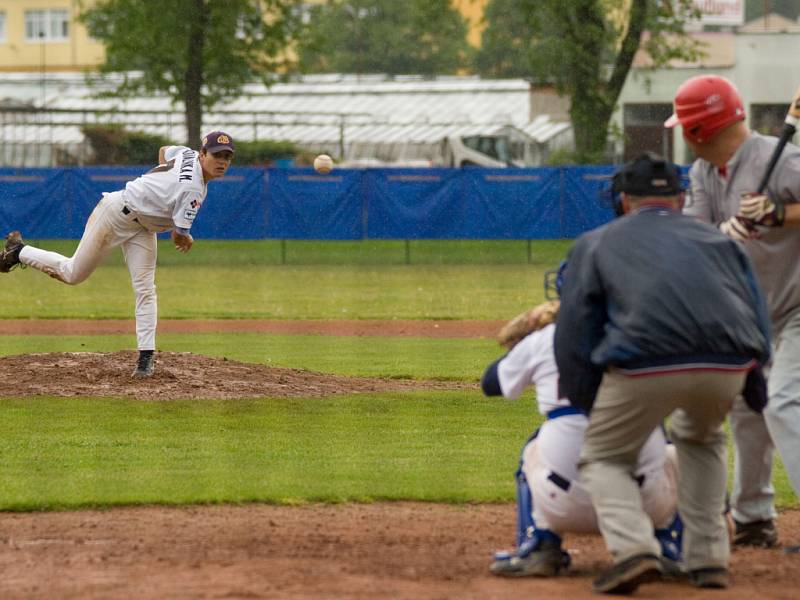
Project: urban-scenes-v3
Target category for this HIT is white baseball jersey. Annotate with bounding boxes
[496,324,677,533]
[498,324,564,415]
[123,145,207,232]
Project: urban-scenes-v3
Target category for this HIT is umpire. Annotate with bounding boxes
[554,153,771,594]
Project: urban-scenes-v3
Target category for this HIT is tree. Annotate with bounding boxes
[474,0,537,78]
[477,0,703,163]
[80,0,300,147]
[297,0,471,76]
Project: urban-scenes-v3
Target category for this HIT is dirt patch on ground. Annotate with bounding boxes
[0,319,505,338]
[0,502,798,599]
[0,351,474,400]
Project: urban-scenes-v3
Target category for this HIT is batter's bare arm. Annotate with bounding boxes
[158,146,169,165]
[784,203,800,225]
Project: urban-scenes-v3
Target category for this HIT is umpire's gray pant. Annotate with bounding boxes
[578,368,746,571]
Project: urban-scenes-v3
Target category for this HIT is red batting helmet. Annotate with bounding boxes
[664,75,745,143]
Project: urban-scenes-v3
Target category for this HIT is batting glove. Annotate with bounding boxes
[737,193,785,227]
[719,216,759,242]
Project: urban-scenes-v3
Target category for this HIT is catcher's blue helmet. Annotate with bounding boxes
[544,261,567,300]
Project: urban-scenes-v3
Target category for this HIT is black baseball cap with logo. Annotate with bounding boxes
[201,131,235,154]
[611,152,683,197]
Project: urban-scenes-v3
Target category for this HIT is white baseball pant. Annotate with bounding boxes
[522,414,677,535]
[18,191,158,350]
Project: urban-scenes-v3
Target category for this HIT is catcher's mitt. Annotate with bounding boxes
[497,300,560,350]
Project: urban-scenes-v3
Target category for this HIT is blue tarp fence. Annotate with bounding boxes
[0,166,621,240]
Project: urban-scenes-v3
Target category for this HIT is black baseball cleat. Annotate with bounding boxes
[132,350,155,378]
[733,518,778,548]
[489,538,571,577]
[689,567,729,589]
[592,554,663,595]
[0,231,25,273]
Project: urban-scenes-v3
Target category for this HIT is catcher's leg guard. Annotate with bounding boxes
[654,512,683,562]
[515,465,536,548]
[491,469,569,576]
[491,439,571,576]
[510,458,564,559]
[493,464,538,563]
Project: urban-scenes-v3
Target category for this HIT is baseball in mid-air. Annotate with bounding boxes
[313,154,334,174]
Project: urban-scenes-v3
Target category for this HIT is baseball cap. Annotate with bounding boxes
[611,152,683,197]
[201,131,235,154]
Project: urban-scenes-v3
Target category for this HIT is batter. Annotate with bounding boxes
[666,75,800,550]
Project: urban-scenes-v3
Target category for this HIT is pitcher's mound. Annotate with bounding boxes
[0,351,474,400]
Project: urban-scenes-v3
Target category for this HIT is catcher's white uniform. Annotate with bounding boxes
[18,146,208,351]
[490,323,678,537]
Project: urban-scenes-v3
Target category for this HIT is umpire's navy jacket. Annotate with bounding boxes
[554,205,771,413]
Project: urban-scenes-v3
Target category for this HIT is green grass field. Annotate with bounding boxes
[0,393,532,510]
[0,239,795,511]
[0,239,572,320]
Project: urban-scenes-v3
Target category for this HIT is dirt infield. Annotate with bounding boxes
[0,318,505,338]
[1,320,797,598]
[1,502,799,599]
[0,351,473,400]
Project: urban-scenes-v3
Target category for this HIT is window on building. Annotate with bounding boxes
[25,9,69,42]
[623,103,674,162]
[0,12,6,43]
[751,104,789,138]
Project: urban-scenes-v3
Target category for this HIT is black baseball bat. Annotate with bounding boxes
[756,89,800,194]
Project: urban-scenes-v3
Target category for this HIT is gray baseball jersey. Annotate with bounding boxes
[688,131,800,526]
[686,132,800,332]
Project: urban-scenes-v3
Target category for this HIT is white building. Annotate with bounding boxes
[0,73,573,167]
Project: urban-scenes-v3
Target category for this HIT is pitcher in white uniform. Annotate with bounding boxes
[482,264,681,578]
[0,131,235,377]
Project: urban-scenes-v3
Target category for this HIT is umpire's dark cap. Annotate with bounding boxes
[612,152,683,196]
[202,131,235,154]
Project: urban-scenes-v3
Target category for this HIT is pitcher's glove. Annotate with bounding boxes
[497,300,560,350]
[737,193,785,228]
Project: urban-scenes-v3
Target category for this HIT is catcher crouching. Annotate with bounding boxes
[482,263,683,578]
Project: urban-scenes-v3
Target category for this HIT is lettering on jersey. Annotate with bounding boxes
[190,198,201,209]
[146,158,175,174]
[184,209,198,221]
[179,149,196,182]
